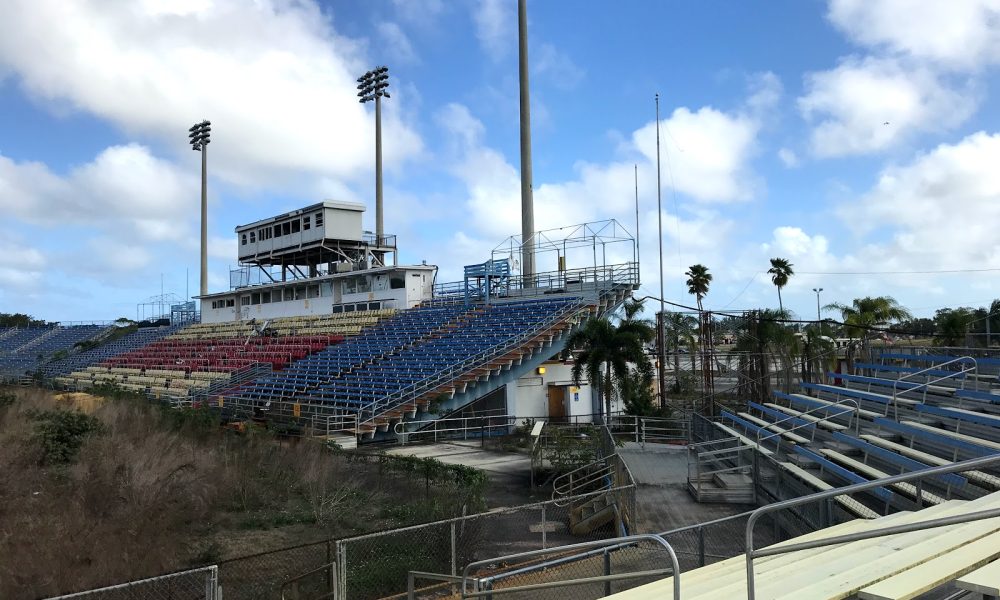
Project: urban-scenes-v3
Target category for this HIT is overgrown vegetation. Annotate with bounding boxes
[0,386,489,599]
[0,312,50,327]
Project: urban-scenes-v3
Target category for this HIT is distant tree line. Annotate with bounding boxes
[0,313,50,327]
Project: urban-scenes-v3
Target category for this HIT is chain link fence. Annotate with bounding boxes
[216,539,334,600]
[46,566,219,600]
[337,486,635,600]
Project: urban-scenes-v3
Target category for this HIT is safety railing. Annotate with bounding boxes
[393,414,517,444]
[886,355,977,419]
[609,414,690,446]
[459,534,680,599]
[551,458,614,506]
[310,413,359,438]
[687,437,754,500]
[432,262,640,301]
[361,296,592,424]
[754,396,861,454]
[744,452,1000,600]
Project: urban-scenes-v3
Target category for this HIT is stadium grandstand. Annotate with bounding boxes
[19,199,1000,599]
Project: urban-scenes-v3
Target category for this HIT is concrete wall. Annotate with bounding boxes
[504,361,622,422]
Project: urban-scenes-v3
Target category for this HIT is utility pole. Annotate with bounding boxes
[188,120,211,297]
[813,287,824,322]
[518,0,535,286]
[655,94,666,410]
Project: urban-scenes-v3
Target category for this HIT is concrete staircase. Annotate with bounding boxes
[570,492,617,535]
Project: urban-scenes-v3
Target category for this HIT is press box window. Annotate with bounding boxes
[303,216,311,230]
[225,299,235,307]
[291,219,300,233]
[241,296,250,306]
[241,234,247,245]
[282,222,291,236]
[249,231,256,243]
[315,212,324,227]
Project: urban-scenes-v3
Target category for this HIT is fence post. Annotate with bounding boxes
[451,521,457,576]
[541,504,547,549]
[698,525,706,567]
[407,572,415,600]
[326,540,333,594]
[603,548,612,597]
[336,540,346,600]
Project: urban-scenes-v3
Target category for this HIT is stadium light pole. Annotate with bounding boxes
[813,287,824,321]
[188,120,211,297]
[518,0,535,286]
[357,66,390,244]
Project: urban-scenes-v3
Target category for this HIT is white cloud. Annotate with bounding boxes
[0,145,195,239]
[778,148,799,167]
[798,57,976,157]
[632,106,761,202]
[473,0,514,61]
[828,0,1000,71]
[840,132,1000,273]
[533,43,584,89]
[0,0,423,186]
[377,21,418,65]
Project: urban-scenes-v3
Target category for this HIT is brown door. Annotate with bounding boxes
[547,385,566,421]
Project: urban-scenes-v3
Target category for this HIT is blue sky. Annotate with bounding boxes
[2,0,1000,322]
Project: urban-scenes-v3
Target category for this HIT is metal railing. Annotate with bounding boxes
[280,562,337,600]
[45,566,220,599]
[744,452,1000,600]
[459,534,680,599]
[754,396,861,453]
[885,356,977,419]
[687,437,753,500]
[361,296,592,424]
[551,458,614,506]
[608,414,690,446]
[393,414,517,444]
[310,413,360,438]
[432,262,640,301]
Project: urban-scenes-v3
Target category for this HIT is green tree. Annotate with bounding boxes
[934,308,973,347]
[662,312,698,393]
[565,299,655,420]
[824,296,912,362]
[767,257,794,313]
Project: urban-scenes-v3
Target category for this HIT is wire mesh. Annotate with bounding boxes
[338,488,633,600]
[45,567,218,600]
[216,539,333,600]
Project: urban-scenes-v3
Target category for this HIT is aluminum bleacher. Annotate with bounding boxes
[219,296,590,433]
[0,324,107,379]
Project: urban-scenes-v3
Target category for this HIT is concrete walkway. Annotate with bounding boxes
[619,442,756,534]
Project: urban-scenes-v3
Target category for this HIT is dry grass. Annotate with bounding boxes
[0,387,477,599]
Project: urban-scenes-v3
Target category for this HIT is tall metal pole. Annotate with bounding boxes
[634,164,640,267]
[656,94,666,409]
[813,288,823,321]
[200,142,208,297]
[518,0,535,285]
[375,94,384,241]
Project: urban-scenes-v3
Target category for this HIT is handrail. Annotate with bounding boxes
[392,414,516,443]
[755,396,861,451]
[744,452,1000,600]
[460,533,681,599]
[551,457,613,504]
[888,356,978,419]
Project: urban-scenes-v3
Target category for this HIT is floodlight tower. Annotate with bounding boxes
[517,0,535,284]
[188,120,211,297]
[357,66,390,243]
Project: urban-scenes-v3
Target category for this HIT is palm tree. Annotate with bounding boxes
[685,264,712,311]
[565,299,655,420]
[767,257,794,313]
[824,296,912,362]
[662,312,698,393]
